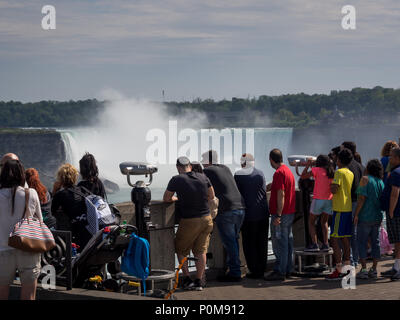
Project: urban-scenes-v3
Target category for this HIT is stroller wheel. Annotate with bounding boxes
[103,279,120,292]
[107,261,121,278]
[41,235,67,276]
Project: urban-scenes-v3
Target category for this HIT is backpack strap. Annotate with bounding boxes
[78,185,106,202]
[79,185,94,196]
[68,186,91,200]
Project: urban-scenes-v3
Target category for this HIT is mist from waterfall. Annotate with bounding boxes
[59,90,210,189]
[58,90,294,200]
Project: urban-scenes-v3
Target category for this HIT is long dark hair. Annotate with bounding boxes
[0,159,26,215]
[366,159,384,180]
[79,152,99,183]
[316,154,335,179]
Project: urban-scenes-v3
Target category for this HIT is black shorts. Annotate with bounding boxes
[386,213,400,244]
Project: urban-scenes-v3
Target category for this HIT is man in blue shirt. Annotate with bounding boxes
[380,148,400,281]
[234,153,269,279]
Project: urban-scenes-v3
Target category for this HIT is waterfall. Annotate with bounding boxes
[58,127,294,189]
[254,127,294,182]
[60,131,82,169]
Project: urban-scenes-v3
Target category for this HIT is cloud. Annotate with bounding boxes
[0,0,399,66]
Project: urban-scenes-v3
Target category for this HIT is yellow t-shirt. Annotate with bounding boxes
[332,167,354,212]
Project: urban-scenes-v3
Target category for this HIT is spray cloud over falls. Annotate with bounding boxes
[62,90,209,188]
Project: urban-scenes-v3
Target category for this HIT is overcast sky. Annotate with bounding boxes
[0,0,399,102]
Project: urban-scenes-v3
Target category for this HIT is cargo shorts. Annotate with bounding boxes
[175,214,213,256]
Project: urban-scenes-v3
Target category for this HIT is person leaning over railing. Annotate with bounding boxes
[264,149,296,282]
[234,153,269,279]
[164,157,216,291]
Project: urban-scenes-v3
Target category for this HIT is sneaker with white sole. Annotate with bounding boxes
[182,276,194,290]
[325,269,346,281]
[187,278,203,291]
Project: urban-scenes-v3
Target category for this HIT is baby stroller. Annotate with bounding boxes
[41,223,138,291]
[72,223,138,288]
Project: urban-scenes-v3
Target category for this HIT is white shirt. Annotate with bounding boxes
[0,187,42,251]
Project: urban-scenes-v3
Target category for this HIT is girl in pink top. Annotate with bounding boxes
[300,155,335,252]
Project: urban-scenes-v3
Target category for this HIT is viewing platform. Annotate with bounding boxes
[8,256,400,300]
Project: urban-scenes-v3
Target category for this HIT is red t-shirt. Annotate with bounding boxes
[269,164,296,215]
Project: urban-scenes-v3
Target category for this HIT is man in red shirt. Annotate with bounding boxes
[264,149,296,281]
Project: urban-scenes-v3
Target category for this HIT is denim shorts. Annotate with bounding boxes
[310,199,333,215]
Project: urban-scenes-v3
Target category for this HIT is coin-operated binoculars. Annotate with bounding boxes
[119,162,158,240]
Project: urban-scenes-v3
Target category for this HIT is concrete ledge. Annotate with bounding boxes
[9,281,154,300]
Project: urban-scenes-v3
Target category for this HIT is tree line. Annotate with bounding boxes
[1,86,399,128]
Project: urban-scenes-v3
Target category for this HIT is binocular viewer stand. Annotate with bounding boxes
[119,162,175,297]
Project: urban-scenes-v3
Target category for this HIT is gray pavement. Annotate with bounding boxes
[8,258,400,300]
[174,258,400,300]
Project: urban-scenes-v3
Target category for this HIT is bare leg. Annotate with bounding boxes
[360,258,367,270]
[20,281,37,300]
[0,285,9,300]
[194,253,207,280]
[331,238,342,272]
[342,238,351,266]
[309,214,317,245]
[321,214,330,245]
[372,258,378,270]
[177,254,190,277]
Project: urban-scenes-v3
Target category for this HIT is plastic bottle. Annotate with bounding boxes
[120,220,127,235]
[71,243,79,257]
[102,227,111,241]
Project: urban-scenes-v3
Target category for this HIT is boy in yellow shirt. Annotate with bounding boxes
[326,148,354,281]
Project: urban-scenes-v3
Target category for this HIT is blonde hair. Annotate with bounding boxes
[381,140,399,157]
[56,163,79,187]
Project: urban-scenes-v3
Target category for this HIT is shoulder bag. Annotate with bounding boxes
[8,188,56,253]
